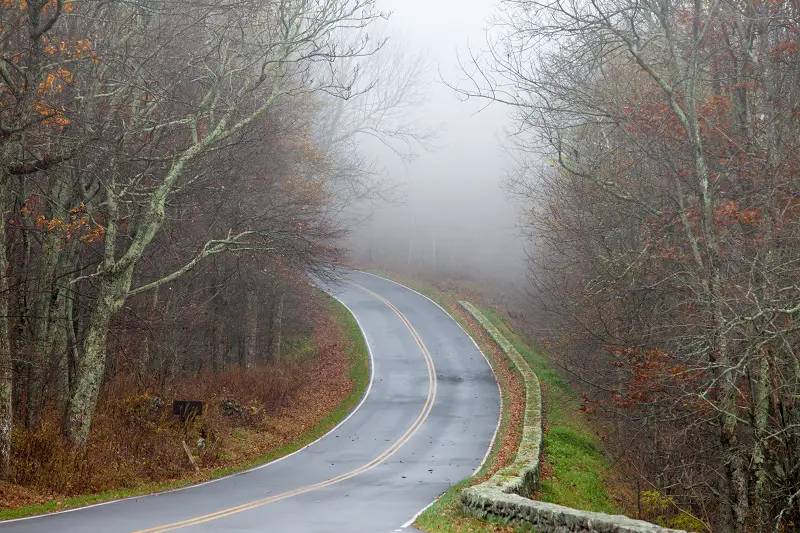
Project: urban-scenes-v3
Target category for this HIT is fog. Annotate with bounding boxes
[345,0,526,290]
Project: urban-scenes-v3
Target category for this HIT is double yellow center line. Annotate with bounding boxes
[132,280,437,533]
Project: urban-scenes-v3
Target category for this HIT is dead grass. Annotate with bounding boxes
[2,294,359,512]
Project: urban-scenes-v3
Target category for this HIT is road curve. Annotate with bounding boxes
[1,271,500,533]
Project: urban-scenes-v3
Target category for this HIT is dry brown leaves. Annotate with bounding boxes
[0,298,356,511]
[0,482,54,509]
[451,305,526,483]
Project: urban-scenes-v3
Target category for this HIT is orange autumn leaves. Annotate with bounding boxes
[715,199,762,226]
[600,346,707,413]
[16,202,105,244]
[34,67,73,127]
[0,0,77,14]
[42,36,94,59]
[0,1,94,130]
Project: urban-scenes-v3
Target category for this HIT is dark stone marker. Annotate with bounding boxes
[172,400,204,422]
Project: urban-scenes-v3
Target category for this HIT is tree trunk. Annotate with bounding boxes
[64,268,133,448]
[0,171,12,480]
[213,318,226,372]
[710,274,746,533]
[211,280,228,373]
[751,354,770,533]
[28,201,68,428]
[54,328,69,417]
[65,292,79,402]
[244,292,257,369]
[139,288,159,379]
[718,337,748,533]
[270,291,284,362]
[212,285,226,373]
[25,359,41,428]
[15,188,37,428]
[45,274,70,415]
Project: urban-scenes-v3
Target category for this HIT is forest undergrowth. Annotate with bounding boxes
[0,293,369,519]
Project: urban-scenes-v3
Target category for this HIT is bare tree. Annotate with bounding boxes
[315,31,435,211]
[456,0,800,530]
[0,0,82,480]
[54,0,384,448]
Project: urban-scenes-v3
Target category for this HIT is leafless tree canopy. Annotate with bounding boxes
[0,0,426,479]
[458,0,800,530]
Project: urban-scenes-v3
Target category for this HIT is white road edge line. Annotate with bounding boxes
[1,284,376,524]
[354,272,503,528]
[401,499,436,529]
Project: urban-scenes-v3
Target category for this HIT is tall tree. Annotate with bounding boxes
[460,0,800,529]
[58,0,382,448]
[0,0,79,480]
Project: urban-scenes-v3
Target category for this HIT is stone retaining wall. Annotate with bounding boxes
[457,301,688,533]
[458,301,542,497]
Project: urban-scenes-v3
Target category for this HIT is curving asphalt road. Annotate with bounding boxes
[1,271,500,533]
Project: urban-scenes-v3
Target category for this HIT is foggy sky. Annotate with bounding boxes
[346,0,526,287]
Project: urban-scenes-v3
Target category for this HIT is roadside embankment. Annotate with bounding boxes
[458,301,688,533]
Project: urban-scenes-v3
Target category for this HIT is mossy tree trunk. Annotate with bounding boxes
[64,266,134,447]
[0,170,12,480]
[270,291,284,362]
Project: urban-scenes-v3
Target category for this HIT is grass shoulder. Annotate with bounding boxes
[479,307,617,514]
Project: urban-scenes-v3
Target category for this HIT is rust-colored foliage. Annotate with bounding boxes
[3,301,354,505]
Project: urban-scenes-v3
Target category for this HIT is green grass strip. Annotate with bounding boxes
[479,307,617,514]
